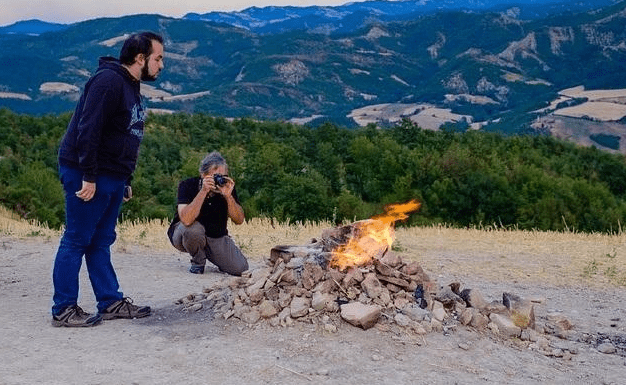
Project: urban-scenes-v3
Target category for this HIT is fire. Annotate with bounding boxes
[330,199,421,271]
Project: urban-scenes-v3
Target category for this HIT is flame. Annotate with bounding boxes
[330,199,421,271]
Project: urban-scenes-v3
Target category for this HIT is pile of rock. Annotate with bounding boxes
[177,221,433,330]
[176,221,541,339]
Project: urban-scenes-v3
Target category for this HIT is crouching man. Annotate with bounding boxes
[167,151,249,276]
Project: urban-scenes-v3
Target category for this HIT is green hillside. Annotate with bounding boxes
[1,108,626,233]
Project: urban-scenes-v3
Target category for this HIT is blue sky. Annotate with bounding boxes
[0,0,354,26]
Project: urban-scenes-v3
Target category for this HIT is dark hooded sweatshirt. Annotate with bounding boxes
[58,56,146,184]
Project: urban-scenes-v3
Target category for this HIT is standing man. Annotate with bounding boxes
[51,32,165,327]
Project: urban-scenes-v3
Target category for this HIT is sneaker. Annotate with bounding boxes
[99,297,151,320]
[189,265,205,274]
[51,305,102,327]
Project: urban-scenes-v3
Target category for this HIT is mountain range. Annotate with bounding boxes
[1,0,625,150]
[184,0,617,35]
[1,0,616,36]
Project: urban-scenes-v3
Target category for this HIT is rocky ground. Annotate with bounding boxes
[1,235,626,385]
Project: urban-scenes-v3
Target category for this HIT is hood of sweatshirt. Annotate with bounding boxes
[97,56,140,84]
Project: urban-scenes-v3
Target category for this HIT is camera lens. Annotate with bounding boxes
[213,174,226,186]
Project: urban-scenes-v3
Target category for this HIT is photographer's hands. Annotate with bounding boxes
[200,175,215,194]
[222,177,244,224]
[201,175,234,197]
[218,176,235,197]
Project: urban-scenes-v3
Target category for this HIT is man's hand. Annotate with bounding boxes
[75,181,96,201]
[217,176,235,197]
[200,175,216,194]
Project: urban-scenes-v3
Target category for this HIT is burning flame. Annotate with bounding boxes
[330,199,421,271]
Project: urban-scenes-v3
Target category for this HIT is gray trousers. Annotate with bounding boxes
[170,222,249,276]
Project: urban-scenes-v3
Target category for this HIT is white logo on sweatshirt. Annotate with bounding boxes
[128,102,146,139]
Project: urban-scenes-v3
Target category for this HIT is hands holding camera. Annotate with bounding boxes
[201,173,234,197]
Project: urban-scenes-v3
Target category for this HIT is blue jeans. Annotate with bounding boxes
[52,165,125,315]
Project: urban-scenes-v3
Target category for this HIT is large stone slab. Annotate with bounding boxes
[340,302,381,329]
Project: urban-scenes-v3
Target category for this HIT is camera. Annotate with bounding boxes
[213,174,227,187]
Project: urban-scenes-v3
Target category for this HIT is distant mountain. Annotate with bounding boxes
[1,0,626,148]
[0,19,68,35]
[184,0,618,35]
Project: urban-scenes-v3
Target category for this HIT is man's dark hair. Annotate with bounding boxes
[119,32,163,65]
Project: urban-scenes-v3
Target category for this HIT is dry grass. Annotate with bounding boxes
[0,206,59,239]
[393,225,626,287]
[2,205,625,288]
[112,217,334,256]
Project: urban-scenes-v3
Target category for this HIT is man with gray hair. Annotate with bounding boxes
[167,151,249,275]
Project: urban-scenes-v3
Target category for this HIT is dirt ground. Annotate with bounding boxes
[1,234,626,385]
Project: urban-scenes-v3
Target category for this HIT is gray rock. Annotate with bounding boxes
[246,287,265,304]
[503,292,535,329]
[285,256,305,269]
[324,323,337,333]
[249,267,271,285]
[277,290,292,309]
[290,296,311,318]
[536,336,551,350]
[435,286,464,308]
[459,308,474,325]
[431,301,447,322]
[394,313,411,327]
[548,348,564,357]
[430,318,443,332]
[186,303,203,312]
[361,273,383,299]
[489,313,521,338]
[311,292,338,312]
[527,329,541,342]
[268,261,285,282]
[402,304,430,322]
[470,312,489,329]
[340,302,381,329]
[257,299,279,318]
[484,301,508,315]
[240,309,261,324]
[459,288,488,309]
[278,307,291,323]
[371,354,384,361]
[545,313,575,339]
[378,288,392,306]
[546,313,574,330]
[502,292,523,309]
[597,342,616,354]
[551,339,580,355]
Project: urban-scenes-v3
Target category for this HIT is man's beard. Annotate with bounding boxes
[140,60,158,81]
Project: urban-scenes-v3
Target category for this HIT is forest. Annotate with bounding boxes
[1,107,626,233]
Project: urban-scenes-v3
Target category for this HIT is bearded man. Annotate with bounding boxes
[52,32,165,327]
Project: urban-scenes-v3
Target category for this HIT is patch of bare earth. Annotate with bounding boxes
[533,115,626,155]
[533,86,626,153]
[1,213,626,384]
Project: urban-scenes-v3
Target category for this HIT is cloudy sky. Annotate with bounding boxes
[0,0,354,26]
